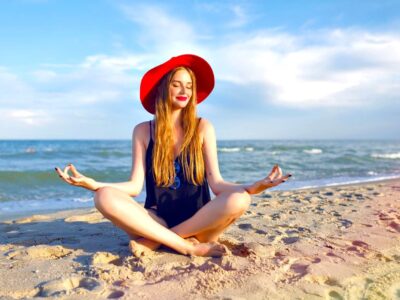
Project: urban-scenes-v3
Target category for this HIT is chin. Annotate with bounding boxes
[173,103,188,110]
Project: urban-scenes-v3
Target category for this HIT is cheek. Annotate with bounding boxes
[169,87,179,97]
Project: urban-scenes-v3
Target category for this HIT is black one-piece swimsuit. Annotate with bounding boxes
[144,119,211,228]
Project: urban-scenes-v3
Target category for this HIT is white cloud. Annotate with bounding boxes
[227,5,248,28]
[4,109,53,126]
[119,3,197,51]
[212,28,400,108]
[1,4,400,138]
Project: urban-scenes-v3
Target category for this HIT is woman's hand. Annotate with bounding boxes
[245,164,291,195]
[55,164,99,191]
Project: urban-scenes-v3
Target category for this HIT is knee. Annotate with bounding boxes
[94,187,119,215]
[224,190,251,217]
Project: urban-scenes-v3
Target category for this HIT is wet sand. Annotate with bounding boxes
[0,179,399,299]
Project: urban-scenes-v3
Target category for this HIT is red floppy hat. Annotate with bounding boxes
[139,54,215,114]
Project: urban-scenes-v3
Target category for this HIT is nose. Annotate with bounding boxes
[179,87,187,94]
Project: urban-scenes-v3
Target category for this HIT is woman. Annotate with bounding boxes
[55,54,291,258]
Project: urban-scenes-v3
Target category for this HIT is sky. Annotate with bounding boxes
[0,0,399,140]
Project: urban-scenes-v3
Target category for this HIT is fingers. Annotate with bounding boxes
[55,167,73,185]
[273,173,292,185]
[69,176,83,184]
[63,165,71,175]
[276,165,283,179]
[268,164,283,181]
[270,165,282,181]
[55,164,83,185]
[267,164,278,180]
[69,164,82,177]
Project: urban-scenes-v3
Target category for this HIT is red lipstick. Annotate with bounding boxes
[176,96,188,101]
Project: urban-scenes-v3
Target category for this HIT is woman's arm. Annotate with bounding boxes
[94,123,147,196]
[201,119,290,196]
[201,119,250,195]
[56,123,147,197]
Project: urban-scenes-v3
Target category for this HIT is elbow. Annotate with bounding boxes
[129,180,143,197]
[209,179,225,196]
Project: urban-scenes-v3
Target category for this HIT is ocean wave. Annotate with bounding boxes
[72,197,93,203]
[245,147,254,152]
[304,148,323,154]
[371,152,400,159]
[95,150,130,158]
[25,147,36,153]
[219,147,241,152]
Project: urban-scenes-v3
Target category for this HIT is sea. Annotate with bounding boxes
[1,139,399,220]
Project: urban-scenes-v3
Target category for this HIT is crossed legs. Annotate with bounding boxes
[94,187,251,257]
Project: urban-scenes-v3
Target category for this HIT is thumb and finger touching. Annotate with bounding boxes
[69,164,83,178]
[266,164,278,180]
[55,164,84,186]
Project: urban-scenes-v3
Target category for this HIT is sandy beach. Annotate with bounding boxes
[1,179,399,299]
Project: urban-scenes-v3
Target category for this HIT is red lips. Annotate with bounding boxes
[176,96,188,101]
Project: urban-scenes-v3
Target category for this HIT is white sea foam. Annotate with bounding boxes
[371,152,400,159]
[72,197,92,203]
[304,148,322,154]
[25,147,36,153]
[245,147,254,152]
[219,147,241,152]
[324,175,400,187]
[368,171,378,176]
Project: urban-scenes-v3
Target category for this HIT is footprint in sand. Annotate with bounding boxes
[325,251,345,263]
[6,245,73,260]
[238,223,268,235]
[282,236,300,245]
[238,223,254,231]
[284,256,324,284]
[218,237,268,257]
[107,290,125,299]
[91,252,123,266]
[375,210,400,233]
[342,269,400,300]
[346,240,371,258]
[37,276,104,297]
[326,290,344,300]
[338,218,353,229]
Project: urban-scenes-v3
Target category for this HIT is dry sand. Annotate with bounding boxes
[0,179,399,299]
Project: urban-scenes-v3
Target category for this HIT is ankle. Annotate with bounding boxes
[183,241,196,256]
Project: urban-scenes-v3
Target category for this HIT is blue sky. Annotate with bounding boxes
[1,0,399,140]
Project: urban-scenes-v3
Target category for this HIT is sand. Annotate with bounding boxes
[0,179,399,299]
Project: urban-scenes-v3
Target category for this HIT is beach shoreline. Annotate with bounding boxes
[1,178,399,299]
[1,176,399,224]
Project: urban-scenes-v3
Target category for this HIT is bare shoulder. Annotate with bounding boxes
[198,117,213,131]
[198,118,215,144]
[132,121,151,146]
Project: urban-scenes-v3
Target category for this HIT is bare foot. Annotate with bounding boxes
[129,238,160,257]
[186,237,200,245]
[129,236,201,257]
[191,242,228,257]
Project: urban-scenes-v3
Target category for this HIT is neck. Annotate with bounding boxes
[170,109,183,130]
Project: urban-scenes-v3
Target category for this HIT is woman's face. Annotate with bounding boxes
[169,69,193,111]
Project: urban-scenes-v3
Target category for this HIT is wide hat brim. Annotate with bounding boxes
[139,54,215,114]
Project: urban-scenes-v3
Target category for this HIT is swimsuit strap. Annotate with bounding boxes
[149,120,153,142]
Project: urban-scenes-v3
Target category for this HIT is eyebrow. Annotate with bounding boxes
[171,80,192,84]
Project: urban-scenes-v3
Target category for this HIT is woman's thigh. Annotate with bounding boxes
[146,208,168,228]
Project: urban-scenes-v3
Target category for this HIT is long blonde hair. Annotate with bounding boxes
[152,66,205,187]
